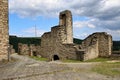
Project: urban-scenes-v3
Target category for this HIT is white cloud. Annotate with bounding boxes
[22,27,46,37]
[74,33,89,39]
[9,0,120,40]
[102,0,120,10]
[9,0,67,17]
[106,29,120,40]
[73,19,96,29]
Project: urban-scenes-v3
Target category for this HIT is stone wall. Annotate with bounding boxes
[83,40,99,60]
[40,30,76,60]
[9,45,15,54]
[81,32,112,57]
[0,0,9,60]
[59,10,73,44]
[18,43,40,56]
[39,10,76,60]
[18,43,29,55]
[18,10,113,61]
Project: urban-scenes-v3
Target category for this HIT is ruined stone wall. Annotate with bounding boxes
[9,45,15,54]
[40,32,52,58]
[59,10,73,44]
[81,32,112,57]
[50,26,76,60]
[18,43,40,56]
[39,10,76,60]
[83,40,99,60]
[76,35,99,61]
[18,43,29,55]
[18,10,113,61]
[40,24,76,60]
[98,32,112,57]
[0,0,9,60]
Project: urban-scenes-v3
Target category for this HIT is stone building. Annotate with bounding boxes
[0,0,9,60]
[18,10,113,61]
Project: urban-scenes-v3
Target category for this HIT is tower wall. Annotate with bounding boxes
[0,0,9,60]
[59,10,73,44]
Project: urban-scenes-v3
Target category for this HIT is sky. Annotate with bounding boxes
[9,0,120,40]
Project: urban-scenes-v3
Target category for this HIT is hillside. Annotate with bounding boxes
[9,36,41,52]
[9,36,120,52]
[113,41,120,51]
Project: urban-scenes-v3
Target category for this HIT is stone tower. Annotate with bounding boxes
[0,0,9,60]
[59,10,73,44]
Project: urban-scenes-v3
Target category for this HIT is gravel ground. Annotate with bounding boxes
[0,54,119,80]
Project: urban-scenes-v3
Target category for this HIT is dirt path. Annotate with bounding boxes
[0,54,119,80]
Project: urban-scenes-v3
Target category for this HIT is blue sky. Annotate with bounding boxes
[9,0,120,40]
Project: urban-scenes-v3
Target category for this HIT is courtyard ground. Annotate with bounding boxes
[0,54,120,80]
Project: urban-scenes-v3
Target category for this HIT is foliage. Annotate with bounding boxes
[9,35,120,53]
[9,36,41,52]
[73,38,83,44]
[113,41,120,51]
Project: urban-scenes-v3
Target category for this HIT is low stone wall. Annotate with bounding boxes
[18,43,40,56]
[9,45,15,54]
[18,43,29,55]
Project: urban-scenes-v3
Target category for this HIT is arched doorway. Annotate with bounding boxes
[33,51,37,56]
[53,55,60,61]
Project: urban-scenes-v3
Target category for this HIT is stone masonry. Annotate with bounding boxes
[18,10,113,61]
[18,43,40,56]
[0,0,9,60]
[80,32,112,60]
[39,10,76,60]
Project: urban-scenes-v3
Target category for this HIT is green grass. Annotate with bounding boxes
[63,58,111,63]
[30,56,48,61]
[85,57,111,62]
[92,62,120,77]
[62,59,82,63]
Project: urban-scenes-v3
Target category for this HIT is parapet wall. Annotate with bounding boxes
[0,0,9,60]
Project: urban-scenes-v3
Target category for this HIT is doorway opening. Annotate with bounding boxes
[53,55,60,61]
[33,51,37,56]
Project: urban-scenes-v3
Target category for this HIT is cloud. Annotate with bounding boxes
[9,0,67,17]
[74,33,89,39]
[22,27,46,37]
[106,29,120,40]
[9,0,120,40]
[73,19,96,29]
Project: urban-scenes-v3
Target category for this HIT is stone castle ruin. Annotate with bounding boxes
[0,0,9,60]
[18,10,112,61]
[0,0,113,61]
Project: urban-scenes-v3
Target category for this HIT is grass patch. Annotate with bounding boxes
[85,57,111,62]
[62,59,82,63]
[30,56,48,61]
[92,62,120,77]
[63,58,111,63]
